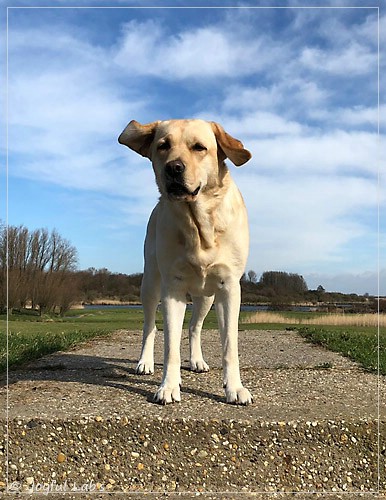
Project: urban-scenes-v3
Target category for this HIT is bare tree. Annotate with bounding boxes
[0,222,78,314]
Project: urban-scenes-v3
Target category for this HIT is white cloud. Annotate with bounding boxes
[223,85,283,112]
[12,152,158,206]
[300,43,377,76]
[248,130,380,176]
[113,20,281,80]
[334,106,378,127]
[198,110,305,138]
[222,79,331,124]
[8,50,140,135]
[309,105,382,128]
[318,9,383,50]
[238,172,377,275]
[290,79,331,108]
[7,25,153,200]
[9,74,136,153]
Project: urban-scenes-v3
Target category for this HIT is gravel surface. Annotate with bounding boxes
[0,329,385,496]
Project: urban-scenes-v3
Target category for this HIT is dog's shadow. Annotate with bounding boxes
[2,352,224,405]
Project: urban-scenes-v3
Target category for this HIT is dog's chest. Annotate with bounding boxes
[156,193,246,296]
[173,254,230,296]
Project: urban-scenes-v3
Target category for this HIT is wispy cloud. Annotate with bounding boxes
[249,131,380,175]
[300,43,377,76]
[240,172,377,272]
[113,19,282,80]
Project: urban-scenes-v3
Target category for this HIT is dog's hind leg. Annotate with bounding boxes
[136,263,160,374]
[136,207,160,375]
[189,295,214,372]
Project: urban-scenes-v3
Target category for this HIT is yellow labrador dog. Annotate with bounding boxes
[119,119,253,405]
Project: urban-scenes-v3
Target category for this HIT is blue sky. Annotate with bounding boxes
[1,1,385,294]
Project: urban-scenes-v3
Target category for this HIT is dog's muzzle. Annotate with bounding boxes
[166,182,201,201]
[164,160,200,201]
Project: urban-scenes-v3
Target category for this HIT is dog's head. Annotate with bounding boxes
[118,119,251,202]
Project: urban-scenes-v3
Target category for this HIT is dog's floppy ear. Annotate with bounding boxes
[211,122,252,167]
[118,120,160,159]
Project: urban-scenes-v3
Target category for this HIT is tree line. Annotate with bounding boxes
[0,223,144,314]
[241,270,378,312]
[0,223,378,315]
[242,270,308,301]
[77,268,142,303]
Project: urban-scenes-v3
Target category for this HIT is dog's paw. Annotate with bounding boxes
[136,359,154,375]
[225,386,253,405]
[190,358,209,373]
[153,384,181,405]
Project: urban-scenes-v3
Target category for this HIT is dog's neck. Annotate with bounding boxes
[186,199,217,250]
[165,167,232,262]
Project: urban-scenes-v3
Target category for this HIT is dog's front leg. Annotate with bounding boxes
[215,282,253,405]
[153,291,186,404]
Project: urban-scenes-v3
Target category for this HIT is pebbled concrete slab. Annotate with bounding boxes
[1,329,382,421]
[0,329,384,495]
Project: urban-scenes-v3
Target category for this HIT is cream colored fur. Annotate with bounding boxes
[119,119,253,405]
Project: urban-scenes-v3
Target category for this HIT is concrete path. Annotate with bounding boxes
[0,329,384,497]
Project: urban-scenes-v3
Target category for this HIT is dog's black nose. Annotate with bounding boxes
[165,160,185,177]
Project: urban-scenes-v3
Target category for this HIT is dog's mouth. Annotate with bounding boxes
[166,182,201,201]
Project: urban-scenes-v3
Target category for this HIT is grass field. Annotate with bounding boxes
[1,308,141,371]
[1,307,385,375]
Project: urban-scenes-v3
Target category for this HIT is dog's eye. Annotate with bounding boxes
[192,143,207,152]
[157,140,170,151]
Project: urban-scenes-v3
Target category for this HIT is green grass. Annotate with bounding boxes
[296,325,385,375]
[1,308,144,371]
[1,308,385,375]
